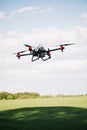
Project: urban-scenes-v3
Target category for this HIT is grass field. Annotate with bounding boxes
[0,96,87,130]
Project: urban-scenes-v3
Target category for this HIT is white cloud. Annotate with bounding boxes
[13,6,55,15]
[0,6,55,19]
[9,6,40,17]
[17,6,39,13]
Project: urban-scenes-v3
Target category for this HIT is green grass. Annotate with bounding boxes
[0,96,87,130]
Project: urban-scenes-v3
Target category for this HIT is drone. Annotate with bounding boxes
[14,43,74,62]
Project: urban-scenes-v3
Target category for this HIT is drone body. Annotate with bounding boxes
[14,43,74,62]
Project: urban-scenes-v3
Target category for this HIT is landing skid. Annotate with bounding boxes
[32,56,39,62]
[41,56,51,61]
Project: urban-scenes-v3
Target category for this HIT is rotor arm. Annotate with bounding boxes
[49,48,61,52]
[20,53,32,56]
[18,53,32,59]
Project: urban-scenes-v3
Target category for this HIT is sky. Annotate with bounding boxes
[0,0,87,95]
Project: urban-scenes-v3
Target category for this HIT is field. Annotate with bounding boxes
[0,96,87,130]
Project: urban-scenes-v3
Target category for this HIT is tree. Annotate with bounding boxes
[0,92,9,100]
[0,91,40,100]
[7,94,14,100]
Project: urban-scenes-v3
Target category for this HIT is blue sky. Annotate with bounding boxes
[0,0,87,95]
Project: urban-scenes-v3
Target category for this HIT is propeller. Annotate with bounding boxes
[24,44,29,47]
[13,50,27,54]
[53,43,75,47]
[24,44,33,52]
[61,43,75,46]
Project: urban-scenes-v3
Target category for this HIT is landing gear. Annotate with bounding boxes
[41,55,51,61]
[32,55,39,62]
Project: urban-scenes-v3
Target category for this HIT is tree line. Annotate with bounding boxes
[0,92,40,100]
[0,91,87,100]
